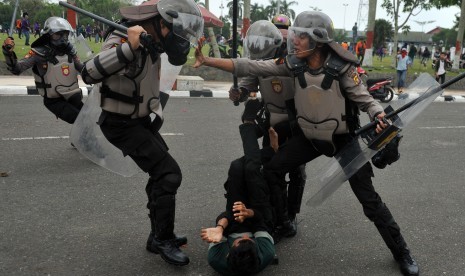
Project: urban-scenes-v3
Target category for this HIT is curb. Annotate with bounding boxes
[1,86,465,102]
[0,86,229,98]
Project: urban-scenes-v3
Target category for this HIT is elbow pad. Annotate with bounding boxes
[81,43,135,83]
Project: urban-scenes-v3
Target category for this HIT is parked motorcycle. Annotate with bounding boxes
[208,38,242,58]
[357,66,395,103]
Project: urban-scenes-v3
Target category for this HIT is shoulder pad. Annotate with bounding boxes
[31,45,53,57]
[324,53,349,75]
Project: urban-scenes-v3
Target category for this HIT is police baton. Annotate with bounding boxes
[232,0,239,106]
[355,71,465,136]
[58,1,152,44]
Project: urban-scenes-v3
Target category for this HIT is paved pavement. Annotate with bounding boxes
[1,75,465,102]
[1,97,465,275]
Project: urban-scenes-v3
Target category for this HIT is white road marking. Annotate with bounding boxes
[1,133,184,141]
[419,126,465,129]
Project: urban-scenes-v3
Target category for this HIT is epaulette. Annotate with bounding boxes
[31,45,53,57]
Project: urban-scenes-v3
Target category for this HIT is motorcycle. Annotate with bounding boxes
[208,38,242,58]
[357,66,395,103]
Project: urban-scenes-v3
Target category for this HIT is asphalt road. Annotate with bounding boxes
[1,96,464,276]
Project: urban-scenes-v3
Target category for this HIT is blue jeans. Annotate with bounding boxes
[23,30,30,45]
[397,70,407,88]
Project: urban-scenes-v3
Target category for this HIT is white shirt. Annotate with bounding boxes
[437,60,446,75]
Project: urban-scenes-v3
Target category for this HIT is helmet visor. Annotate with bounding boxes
[287,27,332,55]
[172,12,204,46]
[244,34,282,60]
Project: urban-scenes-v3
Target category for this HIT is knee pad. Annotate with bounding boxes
[156,173,182,196]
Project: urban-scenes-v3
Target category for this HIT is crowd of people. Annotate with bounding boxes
[2,1,438,275]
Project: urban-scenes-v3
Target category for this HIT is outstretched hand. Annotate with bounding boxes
[201,227,223,243]
[193,39,205,68]
[233,201,254,223]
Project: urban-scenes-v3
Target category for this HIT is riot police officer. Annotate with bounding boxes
[233,20,306,241]
[80,0,204,266]
[2,17,84,124]
[194,10,418,276]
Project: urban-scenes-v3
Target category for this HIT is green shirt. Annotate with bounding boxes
[207,231,275,276]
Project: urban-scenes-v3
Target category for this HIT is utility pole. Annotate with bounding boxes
[277,0,281,14]
[243,0,250,39]
[343,3,348,31]
[452,0,465,71]
[9,0,20,36]
[364,0,376,67]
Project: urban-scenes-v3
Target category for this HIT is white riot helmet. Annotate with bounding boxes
[41,17,74,50]
[42,17,74,36]
[243,20,283,60]
[287,11,334,55]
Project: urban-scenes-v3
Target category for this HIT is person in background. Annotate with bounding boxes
[2,17,84,124]
[407,43,417,66]
[396,48,411,94]
[434,52,447,84]
[21,12,31,46]
[16,18,22,39]
[421,47,430,67]
[33,21,40,38]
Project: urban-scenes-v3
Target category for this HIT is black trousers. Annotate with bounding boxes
[43,96,83,124]
[223,124,273,233]
[264,134,401,237]
[436,73,446,84]
[99,112,182,200]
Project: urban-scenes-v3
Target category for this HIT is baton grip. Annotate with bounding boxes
[355,120,377,136]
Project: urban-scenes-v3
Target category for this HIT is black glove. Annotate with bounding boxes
[229,86,249,103]
[2,36,15,56]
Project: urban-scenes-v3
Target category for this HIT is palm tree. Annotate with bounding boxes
[264,0,297,21]
[250,3,268,22]
[226,0,243,19]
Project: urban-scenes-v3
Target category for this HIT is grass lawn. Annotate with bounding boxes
[3,32,463,76]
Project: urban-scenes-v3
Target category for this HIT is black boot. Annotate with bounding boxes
[153,195,189,266]
[146,232,188,254]
[146,211,187,254]
[372,204,419,275]
[392,236,419,276]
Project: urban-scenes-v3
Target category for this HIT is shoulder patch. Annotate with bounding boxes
[346,67,361,86]
[24,50,35,59]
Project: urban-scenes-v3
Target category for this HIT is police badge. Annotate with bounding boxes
[272,79,283,93]
[62,64,70,76]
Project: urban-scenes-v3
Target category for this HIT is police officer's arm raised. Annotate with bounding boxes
[81,25,144,84]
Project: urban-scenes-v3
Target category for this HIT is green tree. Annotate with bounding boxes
[432,28,458,48]
[250,3,268,22]
[374,19,394,49]
[226,0,243,19]
[381,0,434,66]
[264,0,297,21]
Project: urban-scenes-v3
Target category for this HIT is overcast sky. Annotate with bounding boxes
[58,0,460,33]
[202,0,461,33]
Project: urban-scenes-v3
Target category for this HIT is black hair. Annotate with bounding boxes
[227,239,259,275]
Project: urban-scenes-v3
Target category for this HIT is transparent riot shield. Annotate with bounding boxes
[306,73,442,206]
[70,53,182,177]
[71,34,95,62]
